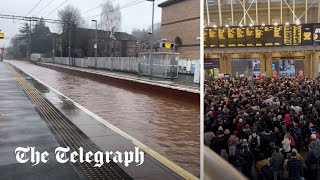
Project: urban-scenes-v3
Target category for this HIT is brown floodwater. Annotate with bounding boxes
[9,61,200,177]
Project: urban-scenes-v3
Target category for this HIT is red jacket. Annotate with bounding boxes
[284,114,291,127]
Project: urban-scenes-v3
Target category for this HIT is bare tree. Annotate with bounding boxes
[57,5,84,57]
[100,0,121,32]
[131,22,161,42]
[57,5,84,31]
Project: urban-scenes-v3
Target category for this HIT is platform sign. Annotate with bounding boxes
[255,26,265,46]
[218,28,227,47]
[204,28,208,48]
[208,28,218,47]
[237,27,246,47]
[227,27,237,47]
[274,26,284,46]
[284,25,293,45]
[246,27,255,47]
[0,33,4,39]
[293,25,302,45]
[264,26,274,46]
[301,25,313,45]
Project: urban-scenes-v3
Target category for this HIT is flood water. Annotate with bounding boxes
[9,61,200,177]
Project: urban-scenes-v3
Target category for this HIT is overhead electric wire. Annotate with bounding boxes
[33,0,57,16]
[0,14,68,24]
[25,0,45,16]
[44,0,70,18]
[82,0,118,14]
[84,0,145,20]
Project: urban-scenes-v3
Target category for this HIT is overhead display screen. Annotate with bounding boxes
[208,28,218,48]
[264,26,274,46]
[255,26,265,46]
[204,28,208,48]
[227,27,237,47]
[204,23,320,48]
[246,27,255,47]
[293,25,302,45]
[301,25,313,45]
[274,26,284,46]
[218,28,227,48]
[283,25,293,45]
[237,27,246,47]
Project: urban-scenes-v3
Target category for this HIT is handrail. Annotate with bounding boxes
[204,146,247,180]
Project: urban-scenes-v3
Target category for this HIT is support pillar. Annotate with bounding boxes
[312,52,319,78]
[260,54,266,75]
[265,54,272,78]
[305,53,311,78]
[219,55,226,74]
[226,56,232,75]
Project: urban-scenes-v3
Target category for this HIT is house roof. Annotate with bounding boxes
[76,28,140,41]
[158,0,185,7]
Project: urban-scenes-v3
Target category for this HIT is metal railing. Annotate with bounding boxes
[139,63,178,78]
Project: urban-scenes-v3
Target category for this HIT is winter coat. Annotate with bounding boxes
[270,152,285,171]
[309,139,320,155]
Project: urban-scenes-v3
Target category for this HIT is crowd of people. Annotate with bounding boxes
[204,76,320,180]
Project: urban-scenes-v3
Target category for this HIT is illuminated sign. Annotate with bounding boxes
[204,23,320,48]
[218,28,227,47]
[0,33,4,39]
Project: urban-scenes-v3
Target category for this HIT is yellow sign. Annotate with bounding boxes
[165,43,172,49]
[0,33,4,39]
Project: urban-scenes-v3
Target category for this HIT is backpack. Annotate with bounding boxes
[290,136,296,148]
[250,136,259,150]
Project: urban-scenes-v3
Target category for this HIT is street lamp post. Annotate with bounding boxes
[47,33,55,61]
[92,20,98,69]
[147,0,155,79]
[110,26,115,71]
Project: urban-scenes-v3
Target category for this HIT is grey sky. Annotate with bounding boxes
[0,0,166,47]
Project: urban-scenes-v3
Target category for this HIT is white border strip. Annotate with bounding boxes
[10,63,198,180]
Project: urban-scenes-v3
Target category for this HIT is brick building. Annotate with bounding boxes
[158,0,200,59]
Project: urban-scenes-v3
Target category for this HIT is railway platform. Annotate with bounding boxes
[0,62,197,180]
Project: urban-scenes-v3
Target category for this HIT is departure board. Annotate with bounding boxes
[301,25,312,45]
[264,26,274,46]
[208,28,218,47]
[246,27,255,47]
[227,27,237,47]
[237,27,246,47]
[274,26,284,46]
[204,28,208,48]
[284,25,293,45]
[218,28,227,47]
[255,26,265,46]
[204,23,320,48]
[293,25,302,45]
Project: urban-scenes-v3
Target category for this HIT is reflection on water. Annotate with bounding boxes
[10,61,200,176]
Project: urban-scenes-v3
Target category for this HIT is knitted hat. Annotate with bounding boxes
[244,124,250,129]
[218,126,223,131]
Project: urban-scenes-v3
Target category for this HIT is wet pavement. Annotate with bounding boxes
[0,62,80,179]
[8,60,200,177]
